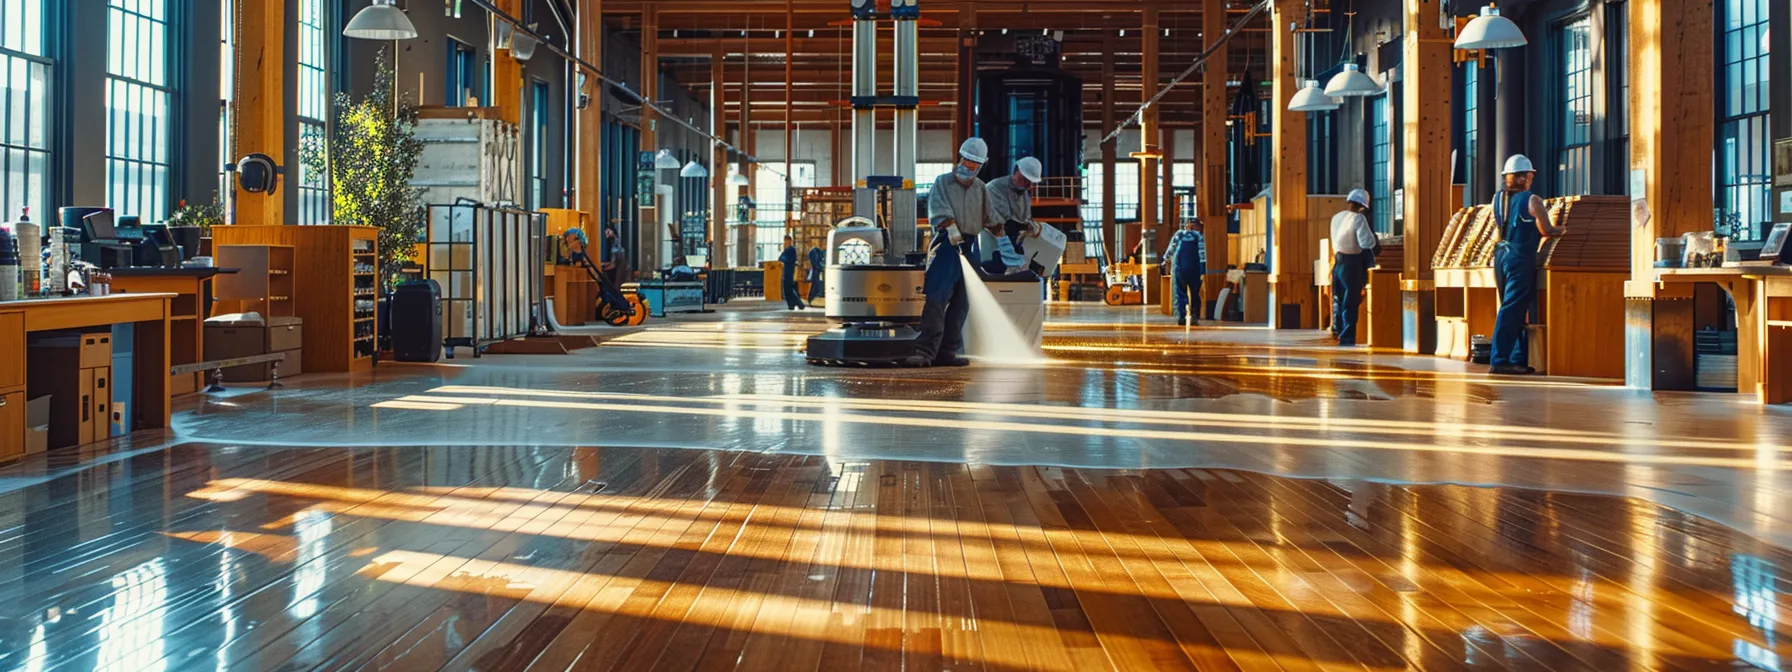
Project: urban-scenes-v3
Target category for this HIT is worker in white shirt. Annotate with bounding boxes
[1329,189,1379,346]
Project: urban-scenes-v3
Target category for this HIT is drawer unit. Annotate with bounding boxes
[0,312,22,390]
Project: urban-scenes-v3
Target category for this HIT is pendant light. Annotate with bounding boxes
[1323,12,1381,97]
[680,160,709,178]
[1289,16,1339,112]
[1454,5,1528,51]
[655,150,683,170]
[728,168,750,186]
[343,0,419,40]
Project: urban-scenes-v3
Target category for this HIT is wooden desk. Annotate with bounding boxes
[1654,266,1792,404]
[109,267,236,395]
[0,293,174,455]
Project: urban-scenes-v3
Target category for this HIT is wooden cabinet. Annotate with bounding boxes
[214,244,296,317]
[0,391,21,462]
[212,226,379,372]
[0,312,21,390]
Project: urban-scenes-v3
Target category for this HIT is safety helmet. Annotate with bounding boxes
[1501,154,1536,175]
[1346,188,1371,208]
[958,137,989,164]
[1016,157,1043,183]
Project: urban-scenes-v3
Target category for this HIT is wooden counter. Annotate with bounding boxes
[1654,266,1792,404]
[0,293,174,457]
[109,267,236,395]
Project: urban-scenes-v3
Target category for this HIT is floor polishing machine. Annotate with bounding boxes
[803,212,927,366]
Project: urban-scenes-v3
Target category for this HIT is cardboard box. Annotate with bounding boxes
[24,393,48,454]
[205,317,304,382]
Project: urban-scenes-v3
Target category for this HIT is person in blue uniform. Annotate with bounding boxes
[1329,189,1378,346]
[905,137,994,368]
[806,242,825,302]
[1164,217,1208,325]
[779,235,806,310]
[1490,155,1565,375]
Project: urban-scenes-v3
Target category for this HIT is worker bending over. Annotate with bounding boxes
[779,235,806,310]
[1329,189,1378,346]
[1165,217,1207,325]
[906,138,994,368]
[1490,155,1564,375]
[983,157,1044,275]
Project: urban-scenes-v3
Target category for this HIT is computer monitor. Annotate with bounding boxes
[83,210,117,240]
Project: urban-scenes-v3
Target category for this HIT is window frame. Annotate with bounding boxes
[1553,14,1595,197]
[1367,92,1392,234]
[105,0,178,221]
[1715,0,1772,241]
[0,0,52,222]
[295,0,331,224]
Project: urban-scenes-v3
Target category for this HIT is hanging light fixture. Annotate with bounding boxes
[1289,15,1339,112]
[655,150,683,170]
[1454,5,1528,50]
[680,160,709,178]
[343,0,418,40]
[1324,63,1381,96]
[729,170,750,186]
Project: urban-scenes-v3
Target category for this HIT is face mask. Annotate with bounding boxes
[954,164,976,181]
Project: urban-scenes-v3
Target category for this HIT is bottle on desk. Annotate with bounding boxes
[0,226,18,301]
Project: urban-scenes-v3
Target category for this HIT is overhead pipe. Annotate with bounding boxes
[1098,0,1271,148]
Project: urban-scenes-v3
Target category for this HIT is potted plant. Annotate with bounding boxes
[168,197,223,259]
[300,51,426,292]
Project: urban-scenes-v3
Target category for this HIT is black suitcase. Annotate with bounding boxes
[391,280,443,363]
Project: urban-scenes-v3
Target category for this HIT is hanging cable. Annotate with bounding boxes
[1099,0,1272,147]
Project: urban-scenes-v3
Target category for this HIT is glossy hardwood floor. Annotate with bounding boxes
[0,440,1787,671]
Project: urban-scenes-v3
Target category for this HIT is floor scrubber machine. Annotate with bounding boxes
[804,0,929,365]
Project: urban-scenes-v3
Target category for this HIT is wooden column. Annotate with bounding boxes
[1100,41,1117,261]
[1160,126,1176,252]
[492,0,523,126]
[233,0,285,225]
[637,10,658,276]
[1399,0,1451,353]
[955,9,978,144]
[577,0,602,220]
[711,44,728,266]
[1139,9,1160,260]
[1269,0,1313,329]
[1624,0,1714,389]
[1200,0,1230,293]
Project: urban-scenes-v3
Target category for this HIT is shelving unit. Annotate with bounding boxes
[212,225,380,372]
[214,244,296,317]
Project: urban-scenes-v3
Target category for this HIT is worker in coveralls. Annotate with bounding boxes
[905,137,994,368]
[1490,155,1564,375]
[1165,216,1207,325]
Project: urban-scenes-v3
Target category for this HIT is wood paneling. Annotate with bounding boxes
[0,312,22,390]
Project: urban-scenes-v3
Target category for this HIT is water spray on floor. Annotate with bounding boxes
[960,257,1049,366]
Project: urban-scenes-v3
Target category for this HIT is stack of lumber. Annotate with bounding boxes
[1433,205,1499,268]
[1536,195,1631,270]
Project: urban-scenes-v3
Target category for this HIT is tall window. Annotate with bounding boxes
[753,161,815,261]
[1368,93,1392,234]
[914,162,954,197]
[1462,61,1479,206]
[1307,110,1338,194]
[530,81,548,209]
[296,0,329,223]
[0,1,50,221]
[218,0,233,215]
[1556,17,1593,196]
[1718,0,1771,241]
[107,0,174,220]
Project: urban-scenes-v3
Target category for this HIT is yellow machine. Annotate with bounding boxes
[1103,262,1157,306]
[560,228,649,327]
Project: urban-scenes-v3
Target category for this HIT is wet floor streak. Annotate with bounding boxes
[0,441,1787,671]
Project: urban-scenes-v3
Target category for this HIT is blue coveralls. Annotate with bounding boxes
[806,246,825,301]
[1491,190,1541,368]
[779,244,806,309]
[1166,229,1206,323]
[913,171,991,362]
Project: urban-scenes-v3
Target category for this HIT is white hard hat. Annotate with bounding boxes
[1502,154,1536,175]
[1347,189,1371,208]
[1016,157,1043,183]
[958,137,989,164]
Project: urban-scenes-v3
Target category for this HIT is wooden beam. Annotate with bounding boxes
[638,8,658,277]
[233,0,284,226]
[1101,37,1116,262]
[1623,0,1715,389]
[578,0,603,234]
[1269,0,1311,329]
[1399,0,1451,353]
[1137,8,1159,259]
[1200,0,1228,282]
[493,0,524,126]
[955,8,977,143]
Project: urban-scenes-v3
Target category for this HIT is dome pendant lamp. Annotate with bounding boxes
[680,160,709,179]
[343,0,419,41]
[1324,63,1381,97]
[1289,81,1340,112]
[1454,5,1528,50]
